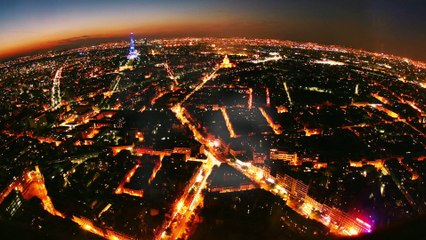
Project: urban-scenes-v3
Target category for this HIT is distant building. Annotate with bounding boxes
[219,55,235,68]
[420,113,426,124]
[0,190,24,220]
[253,152,267,164]
[29,113,48,129]
[270,149,299,165]
[230,147,245,155]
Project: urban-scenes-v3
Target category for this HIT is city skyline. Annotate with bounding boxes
[1,0,425,61]
[0,1,425,240]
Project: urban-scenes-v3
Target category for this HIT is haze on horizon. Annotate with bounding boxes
[1,0,425,61]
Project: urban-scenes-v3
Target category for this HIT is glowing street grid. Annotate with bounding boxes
[0,37,426,239]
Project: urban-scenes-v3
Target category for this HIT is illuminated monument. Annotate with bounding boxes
[120,33,139,71]
[219,55,235,68]
[127,32,139,60]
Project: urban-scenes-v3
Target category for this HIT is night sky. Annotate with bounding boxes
[1,0,425,61]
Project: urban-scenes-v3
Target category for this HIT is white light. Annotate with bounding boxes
[236,159,251,167]
[313,59,345,66]
[195,171,203,183]
[266,177,275,184]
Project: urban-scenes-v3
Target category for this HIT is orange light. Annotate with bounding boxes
[304,128,320,136]
[177,200,185,212]
[248,88,253,109]
[219,55,235,68]
[313,162,327,169]
[151,90,167,105]
[115,163,142,198]
[255,171,263,180]
[259,107,282,135]
[149,157,163,184]
[348,227,359,236]
[83,224,93,231]
[349,161,363,168]
[221,107,237,138]
[266,88,270,107]
[301,203,313,216]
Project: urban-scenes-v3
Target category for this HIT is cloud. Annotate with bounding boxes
[49,35,92,45]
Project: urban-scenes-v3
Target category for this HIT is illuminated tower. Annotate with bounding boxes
[130,33,135,53]
[355,84,359,95]
[127,32,139,60]
[51,68,62,110]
